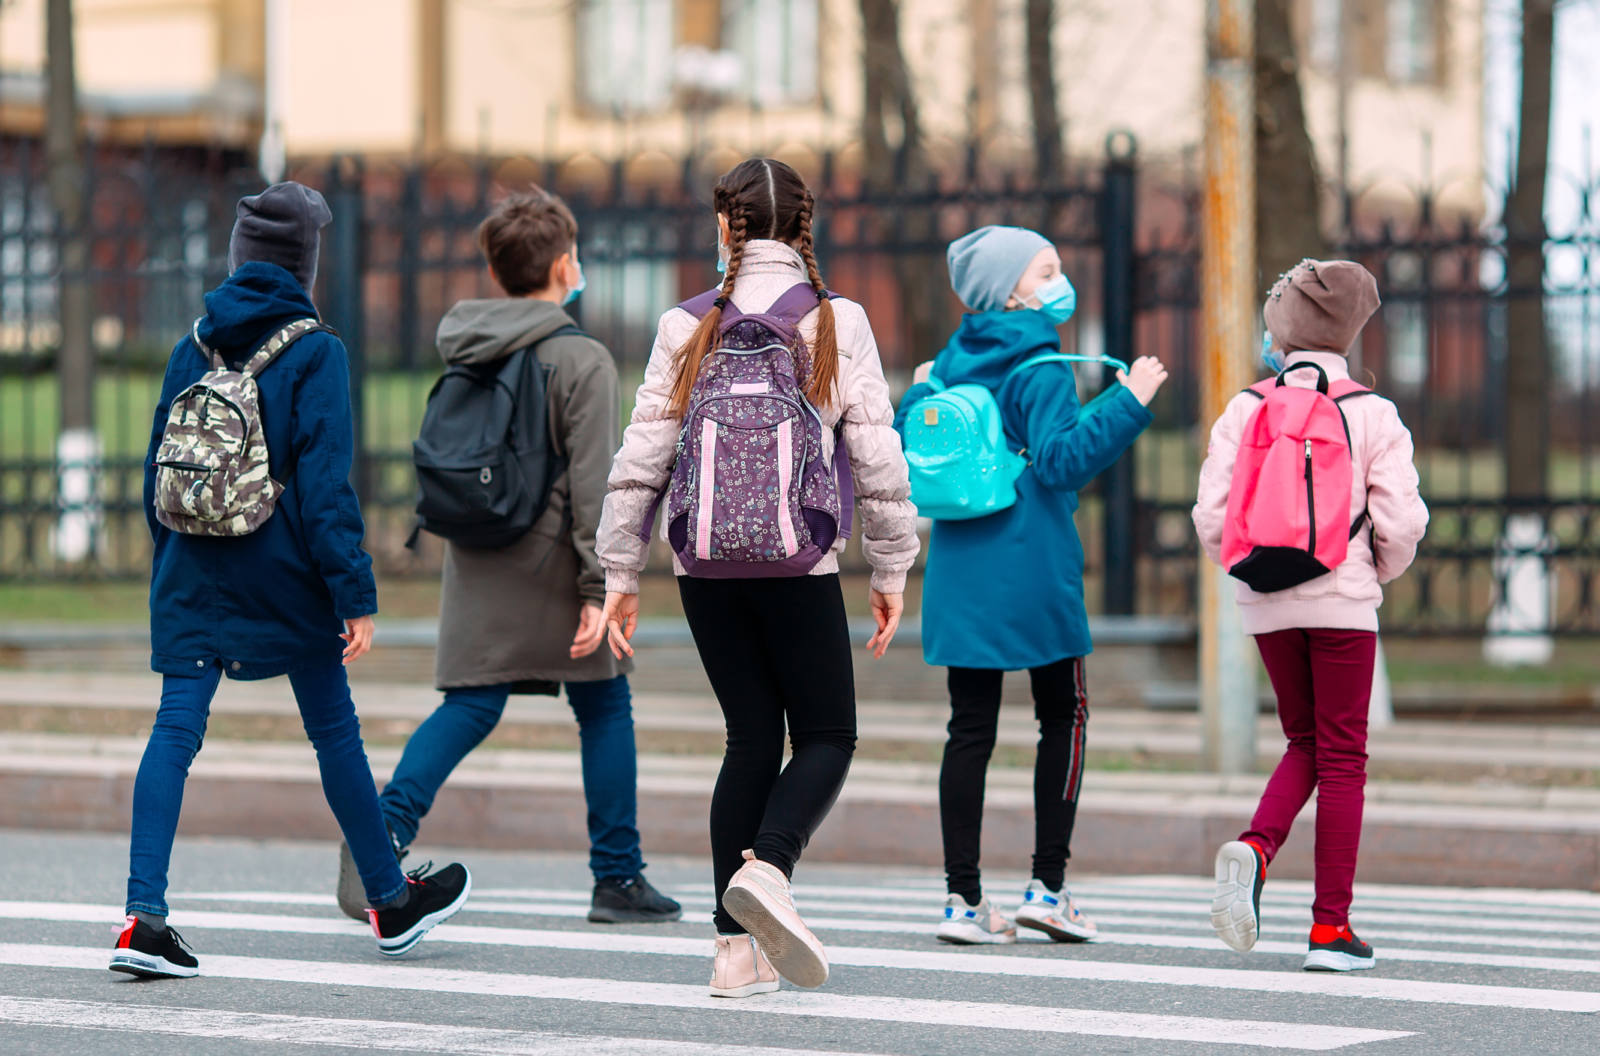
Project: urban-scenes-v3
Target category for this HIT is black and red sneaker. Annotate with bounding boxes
[1211,840,1266,952]
[1304,924,1376,972]
[108,916,199,979]
[368,861,471,957]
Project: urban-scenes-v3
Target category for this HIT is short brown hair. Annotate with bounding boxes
[477,188,578,296]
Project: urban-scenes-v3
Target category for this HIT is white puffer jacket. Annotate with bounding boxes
[597,240,920,595]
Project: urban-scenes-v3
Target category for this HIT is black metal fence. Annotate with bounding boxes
[3,133,1599,637]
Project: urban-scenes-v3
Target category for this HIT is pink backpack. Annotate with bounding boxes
[1221,362,1370,593]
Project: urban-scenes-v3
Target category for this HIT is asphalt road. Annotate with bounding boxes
[0,829,1595,1055]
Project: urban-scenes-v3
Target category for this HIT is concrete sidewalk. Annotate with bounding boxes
[2,669,1598,891]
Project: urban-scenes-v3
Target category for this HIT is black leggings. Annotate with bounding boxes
[678,574,857,935]
[940,657,1089,902]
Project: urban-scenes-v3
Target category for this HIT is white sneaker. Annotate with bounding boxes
[935,894,1017,945]
[709,933,781,998]
[1212,841,1266,953]
[721,850,829,988]
[1014,879,1098,942]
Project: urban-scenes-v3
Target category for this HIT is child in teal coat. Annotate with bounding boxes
[894,225,1167,944]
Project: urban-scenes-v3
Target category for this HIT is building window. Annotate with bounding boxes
[723,0,818,106]
[579,0,676,112]
[1386,0,1438,84]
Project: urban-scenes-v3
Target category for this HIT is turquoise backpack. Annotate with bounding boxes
[902,353,1129,521]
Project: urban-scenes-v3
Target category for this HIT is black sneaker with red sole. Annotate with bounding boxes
[368,861,471,956]
[109,916,199,979]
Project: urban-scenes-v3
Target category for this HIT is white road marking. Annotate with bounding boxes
[0,996,872,1056]
[0,945,1412,1051]
[158,893,1600,968]
[6,902,1600,1011]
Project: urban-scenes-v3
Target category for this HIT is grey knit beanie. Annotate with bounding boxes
[228,181,333,292]
[947,226,1053,312]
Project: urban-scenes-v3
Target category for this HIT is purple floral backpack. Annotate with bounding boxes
[643,282,853,577]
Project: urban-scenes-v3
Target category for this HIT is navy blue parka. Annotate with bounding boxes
[143,262,376,679]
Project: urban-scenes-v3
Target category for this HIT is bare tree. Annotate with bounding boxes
[859,0,948,366]
[1504,0,1554,500]
[46,0,91,437]
[1253,0,1327,291]
[1025,0,1065,182]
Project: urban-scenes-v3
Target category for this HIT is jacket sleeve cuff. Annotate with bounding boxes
[870,570,908,595]
[605,569,641,595]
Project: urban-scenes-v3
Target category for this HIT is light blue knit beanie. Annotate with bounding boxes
[946,226,1054,312]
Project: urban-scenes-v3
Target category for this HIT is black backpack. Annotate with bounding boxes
[409,326,580,549]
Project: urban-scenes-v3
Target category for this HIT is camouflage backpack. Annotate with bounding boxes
[152,317,330,536]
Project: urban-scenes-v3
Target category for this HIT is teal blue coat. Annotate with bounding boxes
[893,311,1152,670]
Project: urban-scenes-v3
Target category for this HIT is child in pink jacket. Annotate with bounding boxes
[1192,259,1428,973]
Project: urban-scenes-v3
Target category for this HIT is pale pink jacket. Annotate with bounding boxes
[597,241,920,595]
[1192,351,1429,635]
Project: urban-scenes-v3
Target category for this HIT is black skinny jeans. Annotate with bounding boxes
[678,574,858,935]
[940,657,1089,903]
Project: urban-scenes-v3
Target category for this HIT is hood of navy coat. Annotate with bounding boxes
[931,310,1062,390]
[195,261,319,359]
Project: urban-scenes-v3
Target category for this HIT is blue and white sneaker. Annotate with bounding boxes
[935,894,1017,945]
[1015,879,1098,942]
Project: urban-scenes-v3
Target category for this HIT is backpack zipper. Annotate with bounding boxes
[1303,439,1317,555]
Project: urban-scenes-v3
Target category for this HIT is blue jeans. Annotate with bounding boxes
[127,661,408,916]
[380,676,643,882]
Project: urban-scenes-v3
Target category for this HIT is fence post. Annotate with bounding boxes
[324,158,369,502]
[1100,132,1138,615]
[1200,0,1258,774]
[397,166,422,369]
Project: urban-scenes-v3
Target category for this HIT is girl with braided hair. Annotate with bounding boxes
[598,159,918,997]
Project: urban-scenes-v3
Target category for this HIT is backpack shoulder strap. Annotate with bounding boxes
[1240,379,1274,400]
[241,318,333,379]
[766,282,829,326]
[190,318,225,371]
[1331,382,1372,402]
[678,288,727,321]
[1008,352,1131,381]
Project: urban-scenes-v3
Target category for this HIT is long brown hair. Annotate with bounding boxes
[666,159,839,415]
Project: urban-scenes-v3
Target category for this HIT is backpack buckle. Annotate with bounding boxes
[479,467,493,485]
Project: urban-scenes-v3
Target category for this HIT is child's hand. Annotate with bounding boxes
[570,602,607,659]
[604,591,640,660]
[913,361,934,385]
[341,616,375,665]
[866,590,903,659]
[1116,356,1169,406]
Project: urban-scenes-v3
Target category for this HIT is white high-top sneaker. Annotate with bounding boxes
[709,933,781,998]
[722,850,829,988]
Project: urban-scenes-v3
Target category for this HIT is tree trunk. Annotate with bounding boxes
[858,0,947,369]
[1504,0,1554,501]
[1253,0,1326,292]
[1025,0,1064,183]
[46,0,92,434]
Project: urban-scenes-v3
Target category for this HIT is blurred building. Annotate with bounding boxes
[0,0,1482,190]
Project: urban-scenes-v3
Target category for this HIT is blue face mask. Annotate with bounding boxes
[1023,273,1077,324]
[1260,331,1284,373]
[563,252,586,306]
[716,239,730,276]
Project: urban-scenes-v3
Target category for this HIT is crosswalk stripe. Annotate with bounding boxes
[7,901,1599,1011]
[161,892,1600,971]
[0,944,1414,1051]
[0,996,871,1056]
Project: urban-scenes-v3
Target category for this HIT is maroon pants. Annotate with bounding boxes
[1241,628,1376,926]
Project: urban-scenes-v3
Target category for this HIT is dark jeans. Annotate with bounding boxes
[127,661,406,916]
[1243,628,1376,926]
[678,574,858,935]
[379,675,644,882]
[940,657,1089,903]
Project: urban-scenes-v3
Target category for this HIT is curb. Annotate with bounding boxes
[5,766,1596,893]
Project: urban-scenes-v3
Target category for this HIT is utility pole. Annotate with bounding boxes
[1200,0,1258,773]
[260,0,288,182]
[46,0,98,564]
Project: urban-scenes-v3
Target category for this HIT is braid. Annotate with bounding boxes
[670,208,751,416]
[795,192,840,409]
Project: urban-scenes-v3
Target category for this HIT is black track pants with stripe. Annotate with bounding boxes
[940,657,1089,901]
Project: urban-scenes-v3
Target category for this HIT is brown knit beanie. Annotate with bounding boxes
[1262,259,1381,355]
